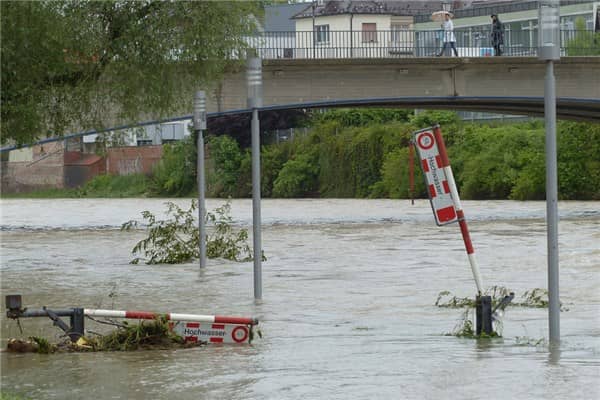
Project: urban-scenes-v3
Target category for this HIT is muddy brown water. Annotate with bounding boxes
[1,199,599,399]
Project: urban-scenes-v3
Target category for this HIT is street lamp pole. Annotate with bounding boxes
[247,57,263,300]
[538,0,561,347]
[193,91,207,269]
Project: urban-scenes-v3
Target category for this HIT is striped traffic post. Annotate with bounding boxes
[413,125,484,294]
[84,309,259,344]
[432,125,483,294]
[5,295,260,344]
[84,309,258,325]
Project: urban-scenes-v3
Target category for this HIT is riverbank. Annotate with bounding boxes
[1,174,152,199]
[3,112,600,200]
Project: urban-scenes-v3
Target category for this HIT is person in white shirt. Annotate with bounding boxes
[437,13,458,57]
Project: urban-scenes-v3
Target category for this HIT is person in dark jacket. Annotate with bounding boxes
[491,14,504,56]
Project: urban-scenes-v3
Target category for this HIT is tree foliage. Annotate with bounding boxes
[1,1,260,145]
[122,200,259,264]
[565,18,600,56]
[146,109,600,201]
[150,136,197,197]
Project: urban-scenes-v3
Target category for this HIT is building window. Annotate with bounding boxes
[362,23,377,43]
[137,139,153,146]
[315,24,330,43]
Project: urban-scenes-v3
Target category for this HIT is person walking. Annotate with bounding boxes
[491,14,504,56]
[437,12,458,57]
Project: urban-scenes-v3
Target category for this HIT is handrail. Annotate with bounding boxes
[247,29,598,59]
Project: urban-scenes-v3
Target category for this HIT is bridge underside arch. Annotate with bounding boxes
[207,96,600,145]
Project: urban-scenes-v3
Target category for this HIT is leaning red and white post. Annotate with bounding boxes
[432,125,483,294]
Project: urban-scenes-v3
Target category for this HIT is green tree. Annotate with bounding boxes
[150,136,197,197]
[565,17,600,56]
[207,135,244,197]
[1,1,260,145]
[273,153,319,198]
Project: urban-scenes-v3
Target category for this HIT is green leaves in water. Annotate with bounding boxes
[437,286,567,340]
[90,317,186,351]
[435,286,567,310]
[122,200,264,265]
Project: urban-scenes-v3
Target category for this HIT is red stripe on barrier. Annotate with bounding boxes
[125,311,159,320]
[210,337,224,343]
[212,324,225,329]
[421,159,429,172]
[436,206,457,223]
[436,155,443,168]
[214,316,255,325]
[186,336,198,343]
[443,180,450,194]
[429,184,436,198]
[433,127,450,167]
[459,219,474,254]
[187,322,200,328]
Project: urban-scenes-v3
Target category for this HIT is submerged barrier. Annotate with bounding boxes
[5,295,258,345]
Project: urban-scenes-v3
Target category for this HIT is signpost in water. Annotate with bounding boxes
[412,125,500,335]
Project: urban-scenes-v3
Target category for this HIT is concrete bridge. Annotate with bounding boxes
[210,57,600,120]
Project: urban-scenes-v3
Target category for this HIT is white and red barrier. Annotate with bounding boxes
[84,309,258,344]
[413,125,484,294]
[170,321,252,344]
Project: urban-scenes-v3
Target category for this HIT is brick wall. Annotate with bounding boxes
[106,145,163,176]
[1,142,65,193]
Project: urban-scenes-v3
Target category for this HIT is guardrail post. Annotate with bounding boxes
[476,295,493,335]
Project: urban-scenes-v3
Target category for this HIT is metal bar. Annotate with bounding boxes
[251,108,263,300]
[193,91,207,269]
[545,60,560,346]
[10,309,76,318]
[84,309,258,325]
[408,141,415,205]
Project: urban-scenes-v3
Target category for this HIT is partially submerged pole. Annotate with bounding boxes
[193,91,207,269]
[247,56,263,300]
[432,126,483,294]
[539,0,561,347]
[408,140,415,205]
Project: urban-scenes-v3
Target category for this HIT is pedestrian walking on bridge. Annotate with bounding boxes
[491,14,504,56]
[437,13,458,57]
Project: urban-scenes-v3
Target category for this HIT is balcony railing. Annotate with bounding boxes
[246,29,599,59]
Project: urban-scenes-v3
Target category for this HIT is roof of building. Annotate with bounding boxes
[413,0,592,23]
[264,3,310,31]
[292,1,450,19]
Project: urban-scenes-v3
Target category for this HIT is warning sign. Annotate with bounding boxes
[413,128,458,226]
[170,322,252,344]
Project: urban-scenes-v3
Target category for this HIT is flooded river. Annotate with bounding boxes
[1,199,599,399]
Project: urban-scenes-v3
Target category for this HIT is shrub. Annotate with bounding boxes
[150,137,196,196]
[272,153,319,197]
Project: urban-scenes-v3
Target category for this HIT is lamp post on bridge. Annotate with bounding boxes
[247,56,263,300]
[538,0,561,348]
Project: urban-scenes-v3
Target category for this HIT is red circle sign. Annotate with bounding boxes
[232,326,249,343]
[417,132,435,150]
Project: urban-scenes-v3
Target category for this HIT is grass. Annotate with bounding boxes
[0,393,32,400]
[1,174,151,198]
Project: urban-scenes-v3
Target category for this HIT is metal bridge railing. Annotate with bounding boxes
[246,29,599,59]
